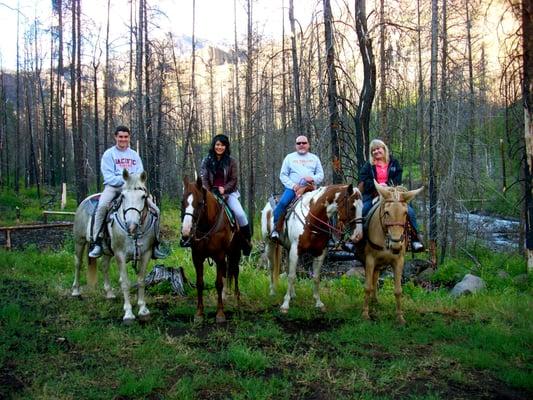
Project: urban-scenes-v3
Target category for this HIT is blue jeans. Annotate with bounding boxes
[273,188,296,225]
[363,198,419,231]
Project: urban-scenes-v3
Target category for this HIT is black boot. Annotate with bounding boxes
[240,225,253,256]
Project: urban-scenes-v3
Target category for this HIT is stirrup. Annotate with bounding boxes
[270,230,279,239]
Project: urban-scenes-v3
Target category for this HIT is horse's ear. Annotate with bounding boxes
[183,176,189,186]
[401,186,424,203]
[196,176,203,189]
[347,184,353,195]
[374,179,390,199]
[140,171,147,182]
[123,169,130,181]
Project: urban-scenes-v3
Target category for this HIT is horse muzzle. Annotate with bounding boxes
[179,236,192,248]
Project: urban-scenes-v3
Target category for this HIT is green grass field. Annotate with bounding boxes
[0,206,532,399]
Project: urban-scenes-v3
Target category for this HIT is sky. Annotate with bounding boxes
[0,0,321,70]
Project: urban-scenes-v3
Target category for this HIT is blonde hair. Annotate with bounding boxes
[368,139,390,164]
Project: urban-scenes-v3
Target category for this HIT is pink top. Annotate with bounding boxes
[375,162,389,184]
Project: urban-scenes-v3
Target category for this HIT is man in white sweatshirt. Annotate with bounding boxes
[88,126,166,258]
[270,135,324,239]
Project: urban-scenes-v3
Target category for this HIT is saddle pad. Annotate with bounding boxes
[214,195,237,227]
[364,200,380,232]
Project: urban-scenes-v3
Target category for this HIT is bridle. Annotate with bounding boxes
[377,199,407,252]
[181,188,226,244]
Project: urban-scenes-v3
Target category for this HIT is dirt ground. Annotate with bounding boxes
[0,224,72,251]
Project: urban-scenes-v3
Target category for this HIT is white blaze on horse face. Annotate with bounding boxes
[122,189,145,234]
[181,194,195,236]
[350,196,364,242]
[325,192,341,218]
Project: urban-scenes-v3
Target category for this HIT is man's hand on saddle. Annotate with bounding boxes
[218,186,225,195]
[294,177,316,198]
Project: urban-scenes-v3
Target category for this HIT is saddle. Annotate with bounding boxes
[86,193,123,255]
[268,190,310,235]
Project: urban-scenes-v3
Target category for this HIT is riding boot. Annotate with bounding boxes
[240,224,253,256]
[88,238,103,258]
[411,231,425,253]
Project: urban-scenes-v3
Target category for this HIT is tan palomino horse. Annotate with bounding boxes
[361,181,423,324]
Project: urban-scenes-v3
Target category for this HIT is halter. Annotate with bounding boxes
[369,198,407,253]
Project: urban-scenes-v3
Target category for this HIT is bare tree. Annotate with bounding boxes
[354,0,376,171]
[323,0,342,183]
[289,0,303,135]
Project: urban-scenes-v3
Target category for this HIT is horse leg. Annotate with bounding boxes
[193,254,205,322]
[215,256,227,323]
[266,241,276,296]
[71,241,85,297]
[136,252,152,321]
[371,268,380,305]
[362,258,375,320]
[312,250,327,312]
[117,255,135,324]
[280,244,298,313]
[102,255,115,299]
[228,250,241,305]
[392,258,406,325]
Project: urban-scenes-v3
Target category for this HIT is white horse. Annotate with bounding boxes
[261,184,363,313]
[71,170,157,323]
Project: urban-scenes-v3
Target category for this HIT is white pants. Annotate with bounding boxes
[92,185,160,240]
[226,192,248,227]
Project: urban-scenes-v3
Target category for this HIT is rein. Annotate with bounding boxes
[367,199,407,252]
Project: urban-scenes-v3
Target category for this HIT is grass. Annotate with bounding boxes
[0,207,532,399]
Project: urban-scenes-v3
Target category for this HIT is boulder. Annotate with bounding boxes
[450,273,486,297]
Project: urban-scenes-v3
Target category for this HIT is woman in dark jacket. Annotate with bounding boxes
[359,139,424,252]
[200,134,252,255]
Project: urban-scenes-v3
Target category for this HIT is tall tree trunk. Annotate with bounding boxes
[354,0,376,171]
[378,0,388,143]
[103,0,111,152]
[93,60,101,191]
[233,0,244,202]
[76,0,86,199]
[323,0,342,183]
[245,0,255,233]
[144,0,155,198]
[522,0,533,271]
[15,9,21,192]
[428,0,439,266]
[289,0,303,136]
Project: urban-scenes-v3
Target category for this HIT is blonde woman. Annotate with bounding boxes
[358,139,424,252]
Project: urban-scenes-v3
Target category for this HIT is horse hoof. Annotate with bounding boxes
[216,315,226,324]
[105,293,116,300]
[123,317,136,325]
[138,313,151,322]
[71,291,81,297]
[397,316,406,325]
[280,307,289,314]
[317,305,326,313]
[362,312,370,320]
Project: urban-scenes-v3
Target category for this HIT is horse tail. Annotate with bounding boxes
[272,241,282,287]
[87,256,98,289]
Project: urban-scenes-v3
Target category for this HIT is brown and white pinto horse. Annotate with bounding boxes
[180,176,243,323]
[360,181,423,324]
[261,184,363,313]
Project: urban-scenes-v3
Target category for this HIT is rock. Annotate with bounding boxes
[415,267,435,283]
[512,274,529,285]
[345,266,365,280]
[497,270,510,279]
[450,273,486,297]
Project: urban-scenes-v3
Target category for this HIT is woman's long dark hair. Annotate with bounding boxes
[206,134,231,173]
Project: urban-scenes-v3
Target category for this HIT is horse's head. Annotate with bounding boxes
[336,184,364,243]
[375,180,423,253]
[121,170,148,235]
[180,176,206,247]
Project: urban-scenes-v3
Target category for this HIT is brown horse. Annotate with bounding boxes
[360,181,423,324]
[261,184,363,313]
[180,176,243,323]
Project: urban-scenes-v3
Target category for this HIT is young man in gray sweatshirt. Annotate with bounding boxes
[88,126,166,258]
